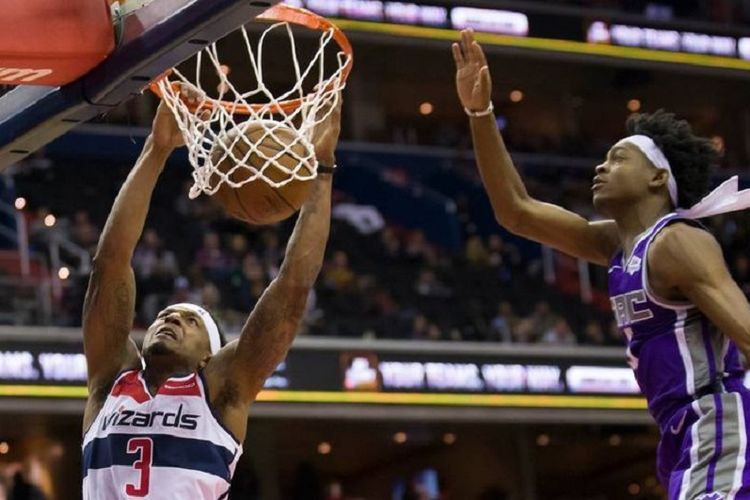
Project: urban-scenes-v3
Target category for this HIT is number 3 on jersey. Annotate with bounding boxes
[125,437,153,497]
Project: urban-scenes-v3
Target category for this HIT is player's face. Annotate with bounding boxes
[592,142,663,216]
[143,306,212,365]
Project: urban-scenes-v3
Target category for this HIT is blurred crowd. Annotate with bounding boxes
[5,166,614,346]
[7,146,750,348]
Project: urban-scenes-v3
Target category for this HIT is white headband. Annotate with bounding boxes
[616,134,679,206]
[616,134,750,219]
[170,303,221,354]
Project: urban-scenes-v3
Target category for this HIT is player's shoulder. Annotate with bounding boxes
[649,220,722,279]
[653,220,718,254]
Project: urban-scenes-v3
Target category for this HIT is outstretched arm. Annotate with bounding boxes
[453,30,618,266]
[82,97,186,402]
[206,96,342,438]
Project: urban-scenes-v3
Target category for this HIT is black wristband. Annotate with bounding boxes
[317,164,336,175]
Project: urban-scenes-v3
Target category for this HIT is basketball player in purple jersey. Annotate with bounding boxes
[454,29,750,499]
[80,88,342,499]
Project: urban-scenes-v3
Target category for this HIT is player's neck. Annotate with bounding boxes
[612,198,672,257]
[142,356,192,395]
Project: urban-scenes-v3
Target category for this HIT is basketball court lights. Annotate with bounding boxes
[627,98,642,112]
[419,102,434,115]
[43,214,56,227]
[509,89,524,103]
[535,433,550,446]
[608,433,622,446]
[393,432,407,444]
[58,267,71,280]
[317,442,332,455]
[14,197,26,210]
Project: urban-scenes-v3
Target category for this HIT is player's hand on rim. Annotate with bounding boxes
[152,83,207,151]
[452,29,492,113]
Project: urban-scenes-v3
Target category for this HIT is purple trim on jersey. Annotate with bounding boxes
[668,428,693,498]
[706,393,724,492]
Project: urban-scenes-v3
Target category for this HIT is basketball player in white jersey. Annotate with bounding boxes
[80,88,342,499]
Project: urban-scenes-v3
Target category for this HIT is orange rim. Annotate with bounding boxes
[149,3,353,115]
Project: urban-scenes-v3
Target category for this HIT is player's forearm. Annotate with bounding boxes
[277,175,332,288]
[95,136,172,263]
[470,115,533,229]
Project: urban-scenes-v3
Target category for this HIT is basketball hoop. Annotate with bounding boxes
[150,4,353,199]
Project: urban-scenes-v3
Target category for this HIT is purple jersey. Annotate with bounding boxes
[609,213,744,427]
[609,213,750,499]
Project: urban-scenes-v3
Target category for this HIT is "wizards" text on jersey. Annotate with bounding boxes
[101,404,199,431]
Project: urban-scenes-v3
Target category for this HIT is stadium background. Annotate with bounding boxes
[1,0,750,498]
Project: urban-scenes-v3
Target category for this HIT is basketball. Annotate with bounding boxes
[210,122,315,225]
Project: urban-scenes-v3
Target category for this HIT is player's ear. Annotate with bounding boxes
[649,168,669,189]
[198,354,212,370]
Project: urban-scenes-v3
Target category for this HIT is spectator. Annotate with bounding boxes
[133,229,179,322]
[489,301,517,342]
[583,320,606,346]
[540,317,578,345]
[133,229,178,279]
[526,301,555,341]
[323,251,356,291]
[465,235,489,267]
[227,234,249,267]
[260,230,283,273]
[169,276,202,305]
[70,210,99,252]
[195,231,230,282]
[426,322,444,341]
[410,314,430,339]
[380,227,402,260]
[227,253,268,311]
[404,230,435,265]
[487,234,519,282]
[414,269,452,298]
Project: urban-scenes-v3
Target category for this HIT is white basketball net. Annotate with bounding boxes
[157,19,350,199]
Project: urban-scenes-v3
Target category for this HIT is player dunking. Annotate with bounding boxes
[454,30,750,499]
[80,89,342,499]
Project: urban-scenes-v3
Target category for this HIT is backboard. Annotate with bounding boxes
[0,0,281,172]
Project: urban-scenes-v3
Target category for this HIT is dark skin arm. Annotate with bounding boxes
[81,97,187,432]
[453,29,619,266]
[649,223,750,359]
[204,96,342,443]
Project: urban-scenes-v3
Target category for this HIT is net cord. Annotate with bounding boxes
[156,20,349,198]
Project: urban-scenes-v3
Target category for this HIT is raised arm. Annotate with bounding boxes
[82,98,185,402]
[649,224,750,360]
[453,30,618,266]
[205,96,342,439]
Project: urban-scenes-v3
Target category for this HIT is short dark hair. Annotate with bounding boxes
[625,109,717,208]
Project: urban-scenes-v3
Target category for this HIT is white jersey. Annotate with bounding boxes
[82,370,242,499]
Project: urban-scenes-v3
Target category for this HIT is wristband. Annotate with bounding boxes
[317,164,336,175]
[464,102,494,117]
